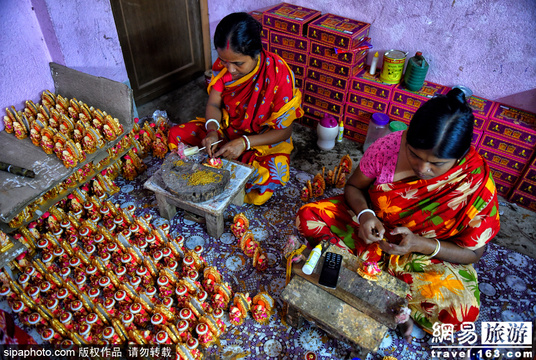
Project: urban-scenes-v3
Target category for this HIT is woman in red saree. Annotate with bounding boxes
[296,89,500,341]
[168,12,303,205]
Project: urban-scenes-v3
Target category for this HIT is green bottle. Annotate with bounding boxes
[404,52,429,92]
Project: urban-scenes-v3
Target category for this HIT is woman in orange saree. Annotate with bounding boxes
[168,12,303,205]
[296,88,500,341]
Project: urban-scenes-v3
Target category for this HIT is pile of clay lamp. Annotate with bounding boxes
[1,189,242,359]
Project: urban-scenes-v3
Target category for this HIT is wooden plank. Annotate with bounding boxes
[293,244,409,329]
[281,275,386,354]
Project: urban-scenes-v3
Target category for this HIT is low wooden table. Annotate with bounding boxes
[144,157,254,238]
[281,244,410,359]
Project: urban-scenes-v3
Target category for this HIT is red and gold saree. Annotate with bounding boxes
[296,148,500,332]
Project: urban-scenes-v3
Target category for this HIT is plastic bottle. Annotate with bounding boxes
[363,113,390,152]
[316,114,339,150]
[403,51,429,92]
[336,120,344,142]
[369,51,379,75]
[302,243,322,275]
[388,121,408,133]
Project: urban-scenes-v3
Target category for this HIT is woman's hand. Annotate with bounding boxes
[214,138,246,159]
[357,212,385,244]
[202,132,220,158]
[379,226,427,256]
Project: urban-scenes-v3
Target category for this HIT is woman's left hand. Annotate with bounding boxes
[379,226,424,256]
[214,138,246,159]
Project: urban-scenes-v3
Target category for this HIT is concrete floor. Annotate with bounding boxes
[138,76,536,259]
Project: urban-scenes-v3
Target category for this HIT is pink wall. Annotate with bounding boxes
[0,0,127,111]
[1,0,535,117]
[207,0,536,112]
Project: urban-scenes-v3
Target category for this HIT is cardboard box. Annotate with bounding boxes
[263,3,321,36]
[508,190,536,212]
[302,102,343,121]
[346,90,389,114]
[387,103,415,125]
[294,77,304,90]
[303,91,344,115]
[473,115,488,132]
[286,60,307,79]
[309,40,368,66]
[485,117,536,148]
[477,148,526,174]
[304,79,347,105]
[307,13,371,51]
[527,167,536,181]
[345,105,373,122]
[271,44,308,65]
[262,41,269,51]
[298,115,319,128]
[306,68,350,91]
[472,130,483,148]
[513,178,536,198]
[478,133,534,164]
[494,178,514,198]
[391,81,450,111]
[488,164,522,186]
[350,69,396,102]
[489,102,536,126]
[269,30,309,52]
[344,111,371,134]
[343,128,367,144]
[467,95,495,119]
[308,54,365,79]
[249,7,272,41]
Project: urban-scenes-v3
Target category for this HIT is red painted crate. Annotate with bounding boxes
[391,81,450,111]
[263,3,321,36]
[309,40,368,66]
[269,30,309,53]
[303,91,344,116]
[304,79,347,105]
[307,13,370,51]
[346,90,389,114]
[271,44,308,65]
[350,68,396,103]
[306,68,350,91]
[308,54,365,79]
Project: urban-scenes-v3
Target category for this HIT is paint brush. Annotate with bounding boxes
[182,140,223,156]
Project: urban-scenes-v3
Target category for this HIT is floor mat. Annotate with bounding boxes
[3,155,533,359]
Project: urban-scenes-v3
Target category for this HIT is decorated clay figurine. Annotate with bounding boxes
[357,261,382,281]
[231,213,249,239]
[250,292,275,325]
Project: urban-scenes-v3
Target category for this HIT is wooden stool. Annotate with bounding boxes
[144,159,253,238]
[281,244,409,359]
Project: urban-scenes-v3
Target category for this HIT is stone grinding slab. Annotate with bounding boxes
[160,153,230,203]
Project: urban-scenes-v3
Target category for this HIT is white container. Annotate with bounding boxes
[363,113,390,152]
[317,124,339,150]
[302,243,322,275]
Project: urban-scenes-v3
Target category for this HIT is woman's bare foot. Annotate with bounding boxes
[397,318,414,343]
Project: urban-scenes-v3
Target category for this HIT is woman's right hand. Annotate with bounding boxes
[202,132,220,158]
[357,212,385,244]
[214,138,246,159]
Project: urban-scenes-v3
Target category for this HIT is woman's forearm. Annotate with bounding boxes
[418,236,485,264]
[247,125,293,147]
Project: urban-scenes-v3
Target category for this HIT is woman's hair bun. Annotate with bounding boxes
[447,88,467,108]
